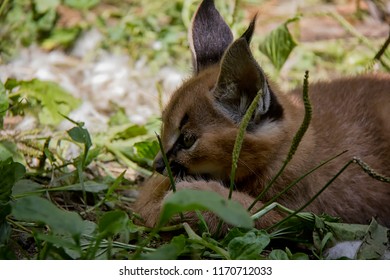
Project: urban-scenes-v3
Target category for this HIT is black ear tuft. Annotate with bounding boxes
[190,0,233,73]
[241,14,257,44]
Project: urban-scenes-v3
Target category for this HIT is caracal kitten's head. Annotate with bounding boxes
[154,0,288,184]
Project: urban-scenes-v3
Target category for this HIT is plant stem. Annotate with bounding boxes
[327,11,390,70]
[229,88,263,199]
[258,150,347,212]
[248,71,311,211]
[105,143,152,177]
[156,133,176,192]
[184,223,230,259]
[267,159,354,230]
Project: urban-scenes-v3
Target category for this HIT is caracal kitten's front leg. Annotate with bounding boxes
[132,174,283,233]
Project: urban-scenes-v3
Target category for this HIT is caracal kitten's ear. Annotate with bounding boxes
[214,18,283,127]
[189,0,233,73]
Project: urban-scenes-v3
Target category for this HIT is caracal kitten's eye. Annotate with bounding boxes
[181,133,197,149]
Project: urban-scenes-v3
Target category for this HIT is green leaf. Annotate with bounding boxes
[67,126,92,149]
[98,210,129,238]
[127,140,159,167]
[0,158,26,203]
[13,79,80,125]
[290,252,310,260]
[325,221,368,241]
[228,230,270,260]
[11,196,84,238]
[36,8,57,31]
[134,140,159,161]
[41,27,81,50]
[259,17,299,70]
[159,189,253,229]
[141,235,186,260]
[64,0,100,10]
[114,124,148,140]
[0,141,24,163]
[108,107,129,126]
[0,80,8,123]
[35,0,60,14]
[357,219,389,260]
[221,228,247,247]
[12,179,43,196]
[0,221,12,244]
[65,181,108,193]
[268,249,289,260]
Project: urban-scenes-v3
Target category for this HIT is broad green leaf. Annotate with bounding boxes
[259,17,299,70]
[108,107,129,126]
[64,0,100,10]
[127,140,159,167]
[41,27,81,50]
[36,8,57,31]
[290,252,309,260]
[221,227,247,247]
[0,143,14,162]
[357,219,389,260]
[34,232,81,252]
[12,180,108,197]
[268,249,289,260]
[159,189,253,229]
[0,158,26,203]
[114,124,148,140]
[35,0,60,14]
[98,210,129,238]
[141,235,186,260]
[67,126,92,149]
[11,196,84,237]
[325,221,368,241]
[12,179,43,196]
[134,140,159,161]
[11,79,80,125]
[228,230,270,260]
[0,141,24,163]
[4,79,19,91]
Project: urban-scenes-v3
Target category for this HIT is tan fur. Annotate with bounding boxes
[132,1,390,232]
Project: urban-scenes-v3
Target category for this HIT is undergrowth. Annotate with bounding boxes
[1,0,390,260]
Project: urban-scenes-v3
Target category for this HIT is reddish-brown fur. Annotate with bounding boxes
[132,0,390,232]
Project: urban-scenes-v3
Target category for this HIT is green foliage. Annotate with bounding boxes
[228,230,270,260]
[141,235,187,260]
[0,158,26,204]
[11,196,84,238]
[0,80,8,128]
[0,0,81,60]
[159,189,253,229]
[5,78,80,126]
[64,0,100,10]
[259,17,299,70]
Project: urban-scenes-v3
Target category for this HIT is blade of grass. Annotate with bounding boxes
[266,159,354,231]
[258,150,348,212]
[229,88,264,199]
[248,70,312,211]
[352,157,390,183]
[155,133,176,192]
[327,11,390,70]
[183,223,230,259]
